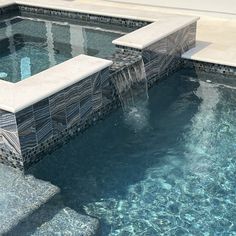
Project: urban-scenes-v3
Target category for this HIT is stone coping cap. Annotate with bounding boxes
[112,16,199,49]
[0,55,113,113]
[182,41,236,68]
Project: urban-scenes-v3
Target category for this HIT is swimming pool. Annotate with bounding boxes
[0,16,126,83]
[28,68,236,235]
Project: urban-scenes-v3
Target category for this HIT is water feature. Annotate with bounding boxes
[112,59,149,131]
[112,59,148,109]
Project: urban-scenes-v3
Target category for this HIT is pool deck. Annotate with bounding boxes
[182,17,236,67]
[0,0,233,68]
[107,0,236,18]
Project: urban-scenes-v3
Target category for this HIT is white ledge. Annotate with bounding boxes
[0,55,112,113]
[112,16,199,49]
[0,0,15,8]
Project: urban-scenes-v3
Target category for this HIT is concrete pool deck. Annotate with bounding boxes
[182,17,236,67]
[0,0,232,68]
[107,0,236,18]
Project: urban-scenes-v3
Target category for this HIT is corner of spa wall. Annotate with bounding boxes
[19,67,112,170]
[0,56,113,171]
[114,22,197,85]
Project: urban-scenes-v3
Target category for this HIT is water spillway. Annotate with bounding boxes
[112,59,148,111]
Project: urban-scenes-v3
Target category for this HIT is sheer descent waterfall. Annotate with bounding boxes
[112,59,149,131]
[112,59,148,111]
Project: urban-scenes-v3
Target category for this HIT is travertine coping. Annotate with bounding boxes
[0,55,113,113]
[112,16,199,49]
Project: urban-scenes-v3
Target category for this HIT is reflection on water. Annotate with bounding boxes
[0,16,123,82]
[185,79,220,177]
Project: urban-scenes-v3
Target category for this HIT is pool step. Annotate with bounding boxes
[0,164,100,235]
[0,163,60,235]
[6,194,100,236]
[30,207,99,236]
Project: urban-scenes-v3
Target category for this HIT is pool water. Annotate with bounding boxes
[29,68,236,235]
[0,16,125,83]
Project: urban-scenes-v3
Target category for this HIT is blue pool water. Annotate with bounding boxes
[0,16,125,83]
[29,68,236,235]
